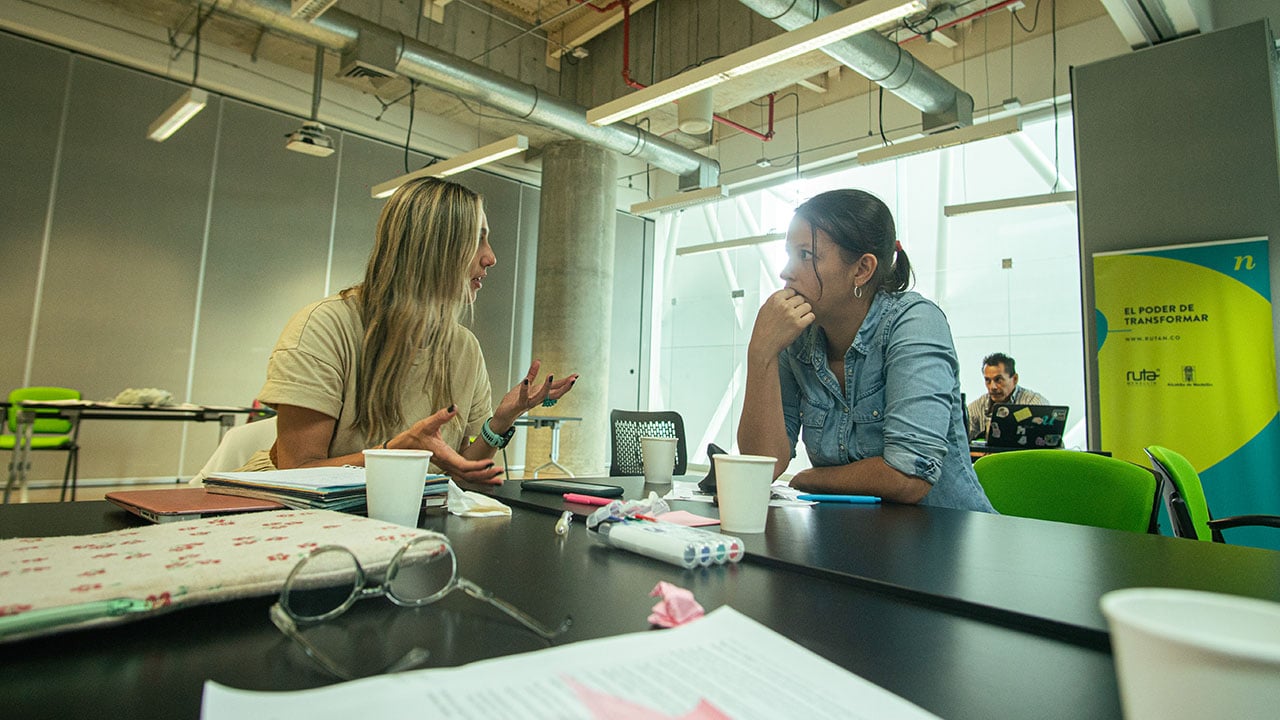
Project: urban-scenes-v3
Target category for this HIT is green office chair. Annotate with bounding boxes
[973,450,1159,533]
[2,387,82,502]
[1144,445,1280,542]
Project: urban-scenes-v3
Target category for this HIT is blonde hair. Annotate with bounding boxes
[344,178,482,444]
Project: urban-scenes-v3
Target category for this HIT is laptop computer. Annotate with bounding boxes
[106,488,285,524]
[985,404,1069,450]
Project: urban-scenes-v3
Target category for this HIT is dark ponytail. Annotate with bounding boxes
[794,189,913,295]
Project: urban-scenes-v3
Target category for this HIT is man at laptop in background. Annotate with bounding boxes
[967,353,1049,440]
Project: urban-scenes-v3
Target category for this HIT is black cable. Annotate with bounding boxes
[901,14,939,36]
[404,81,416,174]
[1050,0,1059,192]
[1013,0,1043,33]
[193,11,200,85]
[878,86,890,146]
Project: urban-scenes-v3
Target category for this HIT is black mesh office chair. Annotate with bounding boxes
[609,409,687,477]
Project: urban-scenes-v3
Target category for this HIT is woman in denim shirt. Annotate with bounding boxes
[738,190,994,512]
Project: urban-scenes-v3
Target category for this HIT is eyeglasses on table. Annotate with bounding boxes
[270,532,572,680]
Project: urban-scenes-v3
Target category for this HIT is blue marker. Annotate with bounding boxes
[797,494,882,504]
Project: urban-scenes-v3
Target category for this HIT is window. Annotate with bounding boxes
[655,112,1086,472]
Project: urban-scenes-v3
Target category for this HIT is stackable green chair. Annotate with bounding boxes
[1144,445,1280,543]
[2,386,82,502]
[973,450,1159,533]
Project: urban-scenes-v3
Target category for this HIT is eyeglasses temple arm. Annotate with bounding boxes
[456,578,572,640]
[270,603,357,682]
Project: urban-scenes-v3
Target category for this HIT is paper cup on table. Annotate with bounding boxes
[713,454,776,533]
[362,449,433,527]
[640,436,679,485]
[1101,588,1280,720]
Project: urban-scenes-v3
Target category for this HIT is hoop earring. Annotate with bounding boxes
[853,284,863,299]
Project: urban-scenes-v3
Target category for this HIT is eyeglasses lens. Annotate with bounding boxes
[387,537,454,605]
[284,548,362,621]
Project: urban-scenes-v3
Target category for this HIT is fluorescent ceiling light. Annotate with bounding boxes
[587,0,926,127]
[943,191,1077,217]
[147,87,208,142]
[677,232,786,256]
[630,185,728,216]
[371,135,528,199]
[857,116,1022,164]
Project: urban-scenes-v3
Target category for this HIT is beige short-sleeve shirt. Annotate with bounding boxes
[258,294,492,459]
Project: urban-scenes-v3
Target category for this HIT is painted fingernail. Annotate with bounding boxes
[448,404,456,413]
[485,463,495,469]
[548,376,554,383]
[523,379,529,386]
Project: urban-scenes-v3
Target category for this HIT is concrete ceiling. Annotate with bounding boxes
[35,0,1137,155]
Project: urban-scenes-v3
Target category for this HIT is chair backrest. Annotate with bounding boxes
[191,417,278,484]
[609,409,687,477]
[1145,445,1216,542]
[973,450,1159,533]
[7,386,81,435]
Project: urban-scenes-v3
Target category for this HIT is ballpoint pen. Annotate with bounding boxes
[796,494,882,504]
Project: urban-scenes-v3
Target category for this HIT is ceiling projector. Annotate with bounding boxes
[284,121,335,157]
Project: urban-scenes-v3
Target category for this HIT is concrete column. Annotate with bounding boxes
[524,141,617,477]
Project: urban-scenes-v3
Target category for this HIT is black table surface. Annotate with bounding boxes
[0,500,1120,720]
[492,475,1280,648]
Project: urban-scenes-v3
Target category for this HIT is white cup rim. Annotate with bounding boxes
[714,454,777,464]
[1101,588,1280,663]
[639,436,678,443]
[362,449,433,459]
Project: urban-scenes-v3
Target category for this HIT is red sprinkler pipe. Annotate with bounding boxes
[606,0,775,140]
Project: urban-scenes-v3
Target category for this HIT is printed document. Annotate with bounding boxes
[202,606,939,719]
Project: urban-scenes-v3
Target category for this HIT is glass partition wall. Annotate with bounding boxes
[653,113,1086,473]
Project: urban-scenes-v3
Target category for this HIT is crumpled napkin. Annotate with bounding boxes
[447,480,512,518]
[647,581,705,628]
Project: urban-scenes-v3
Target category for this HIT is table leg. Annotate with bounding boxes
[218,414,235,441]
[531,422,574,478]
[10,410,35,504]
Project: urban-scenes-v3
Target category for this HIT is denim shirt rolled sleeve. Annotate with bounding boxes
[777,291,995,513]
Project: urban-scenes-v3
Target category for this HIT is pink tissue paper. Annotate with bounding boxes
[648,581,705,628]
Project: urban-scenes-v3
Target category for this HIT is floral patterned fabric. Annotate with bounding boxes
[0,509,430,642]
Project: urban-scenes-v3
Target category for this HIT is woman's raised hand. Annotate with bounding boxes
[493,359,578,428]
[395,406,505,485]
[749,288,815,361]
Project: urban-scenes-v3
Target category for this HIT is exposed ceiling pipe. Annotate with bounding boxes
[206,0,719,188]
[736,0,974,132]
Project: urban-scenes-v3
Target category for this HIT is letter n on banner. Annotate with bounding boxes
[1093,238,1280,550]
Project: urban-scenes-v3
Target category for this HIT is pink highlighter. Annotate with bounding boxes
[563,493,613,506]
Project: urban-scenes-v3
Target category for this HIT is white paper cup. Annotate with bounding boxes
[640,436,679,485]
[1101,588,1280,720]
[713,454,777,533]
[362,449,433,527]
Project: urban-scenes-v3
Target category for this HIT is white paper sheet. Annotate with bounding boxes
[202,606,939,720]
[663,481,815,508]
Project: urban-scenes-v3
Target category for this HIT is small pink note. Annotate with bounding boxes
[648,581,705,628]
[654,510,720,527]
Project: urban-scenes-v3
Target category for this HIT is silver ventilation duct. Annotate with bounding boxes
[737,0,974,132]
[210,0,719,189]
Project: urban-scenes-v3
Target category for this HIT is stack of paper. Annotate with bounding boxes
[205,467,448,513]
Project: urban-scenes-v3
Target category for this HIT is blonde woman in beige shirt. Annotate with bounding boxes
[255,178,577,484]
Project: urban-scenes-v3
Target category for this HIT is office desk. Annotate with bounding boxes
[4,402,263,503]
[0,500,1120,720]
[490,475,1280,650]
[513,414,581,477]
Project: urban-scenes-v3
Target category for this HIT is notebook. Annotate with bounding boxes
[106,488,286,524]
[985,404,1069,450]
